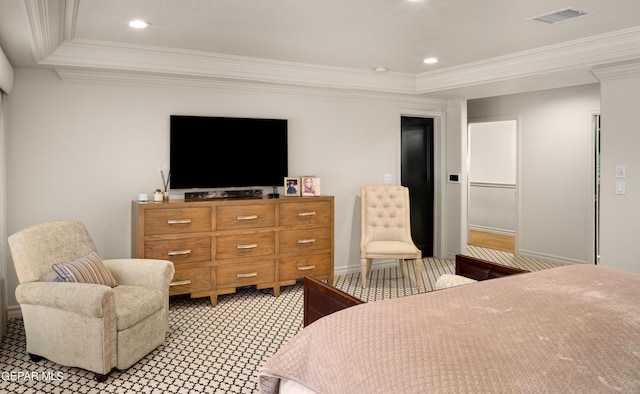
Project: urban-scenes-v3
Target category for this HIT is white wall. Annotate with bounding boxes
[598,67,640,274]
[5,68,460,308]
[444,100,468,254]
[468,84,600,265]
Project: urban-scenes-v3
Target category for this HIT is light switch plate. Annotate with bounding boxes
[616,181,626,195]
[383,174,392,184]
[616,165,626,178]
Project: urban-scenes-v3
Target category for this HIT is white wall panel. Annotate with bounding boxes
[598,68,640,274]
[468,186,516,234]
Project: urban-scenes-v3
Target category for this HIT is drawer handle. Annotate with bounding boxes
[168,249,191,256]
[237,215,258,221]
[298,238,316,244]
[167,219,191,225]
[237,272,258,278]
[297,211,316,217]
[297,265,316,271]
[170,280,191,287]
[237,243,258,249]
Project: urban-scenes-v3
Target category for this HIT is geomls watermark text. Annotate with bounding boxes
[1,371,64,381]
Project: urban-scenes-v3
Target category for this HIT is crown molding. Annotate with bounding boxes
[63,0,79,41]
[45,39,418,94]
[54,68,449,108]
[590,61,640,81]
[415,26,640,94]
[20,0,67,62]
[47,26,640,96]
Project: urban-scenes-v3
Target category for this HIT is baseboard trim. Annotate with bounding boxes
[468,225,515,237]
[8,305,22,319]
[517,249,587,266]
[333,259,409,276]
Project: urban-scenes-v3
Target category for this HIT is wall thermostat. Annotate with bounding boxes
[448,173,461,183]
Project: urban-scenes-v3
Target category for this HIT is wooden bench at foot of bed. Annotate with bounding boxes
[302,255,528,326]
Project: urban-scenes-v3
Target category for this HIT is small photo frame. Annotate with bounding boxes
[284,177,300,196]
[301,176,321,196]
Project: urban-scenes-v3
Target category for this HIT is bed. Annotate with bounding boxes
[258,261,640,393]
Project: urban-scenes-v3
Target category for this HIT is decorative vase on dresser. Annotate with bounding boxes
[132,196,334,306]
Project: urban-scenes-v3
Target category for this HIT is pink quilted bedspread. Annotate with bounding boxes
[259,264,640,393]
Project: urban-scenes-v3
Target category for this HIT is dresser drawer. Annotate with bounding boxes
[216,260,275,288]
[144,207,212,235]
[279,254,331,281]
[215,232,275,260]
[279,200,331,227]
[169,266,212,296]
[216,204,275,230]
[279,228,331,254]
[144,237,211,265]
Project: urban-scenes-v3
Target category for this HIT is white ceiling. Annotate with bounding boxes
[1,0,640,99]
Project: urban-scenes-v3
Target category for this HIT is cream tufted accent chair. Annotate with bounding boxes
[360,185,423,289]
[8,221,175,382]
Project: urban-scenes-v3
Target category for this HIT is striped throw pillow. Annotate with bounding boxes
[52,250,118,287]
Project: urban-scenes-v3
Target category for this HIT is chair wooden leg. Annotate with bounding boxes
[414,259,423,290]
[399,259,407,277]
[361,258,372,288]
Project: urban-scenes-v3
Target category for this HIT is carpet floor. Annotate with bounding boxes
[0,246,559,393]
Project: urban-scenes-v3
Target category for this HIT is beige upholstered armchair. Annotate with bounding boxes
[7,221,175,381]
[360,185,423,289]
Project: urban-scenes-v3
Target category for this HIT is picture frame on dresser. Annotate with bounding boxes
[284,176,300,197]
[301,176,321,196]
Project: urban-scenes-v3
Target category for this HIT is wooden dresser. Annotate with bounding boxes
[132,196,334,306]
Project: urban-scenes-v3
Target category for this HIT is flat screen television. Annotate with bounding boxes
[170,115,288,189]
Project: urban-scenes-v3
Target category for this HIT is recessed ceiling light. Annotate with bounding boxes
[373,66,389,73]
[423,57,438,64]
[129,20,150,29]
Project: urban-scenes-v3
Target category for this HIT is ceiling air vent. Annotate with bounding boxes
[528,7,590,24]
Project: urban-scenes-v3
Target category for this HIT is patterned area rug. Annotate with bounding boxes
[0,247,559,393]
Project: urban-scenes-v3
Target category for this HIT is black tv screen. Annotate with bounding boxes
[170,115,288,189]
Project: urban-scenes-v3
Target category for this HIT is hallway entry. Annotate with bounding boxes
[467,120,517,251]
[400,116,434,257]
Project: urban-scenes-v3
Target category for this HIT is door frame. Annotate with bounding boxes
[467,115,520,254]
[397,109,445,258]
[591,112,601,265]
